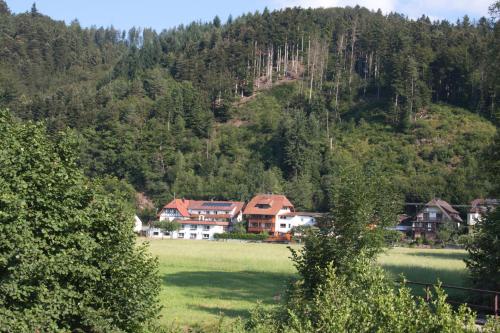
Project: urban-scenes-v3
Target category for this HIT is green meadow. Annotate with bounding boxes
[145,239,468,328]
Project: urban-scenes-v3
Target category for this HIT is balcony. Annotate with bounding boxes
[247,216,274,224]
[248,223,275,233]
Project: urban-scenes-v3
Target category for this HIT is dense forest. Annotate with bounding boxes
[0,1,498,214]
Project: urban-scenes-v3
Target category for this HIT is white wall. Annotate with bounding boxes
[276,214,316,233]
[145,224,225,240]
[133,215,142,233]
[467,212,481,226]
[173,224,225,240]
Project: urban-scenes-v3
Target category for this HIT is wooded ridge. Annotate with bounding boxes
[0,1,498,213]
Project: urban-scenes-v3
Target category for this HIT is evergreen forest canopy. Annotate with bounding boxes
[0,1,499,213]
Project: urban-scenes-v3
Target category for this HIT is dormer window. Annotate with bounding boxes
[256,204,271,209]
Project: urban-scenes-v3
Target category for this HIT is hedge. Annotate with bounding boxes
[213,232,268,241]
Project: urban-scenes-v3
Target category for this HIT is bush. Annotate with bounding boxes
[278,257,479,333]
[0,111,160,332]
[465,208,500,291]
[213,232,268,241]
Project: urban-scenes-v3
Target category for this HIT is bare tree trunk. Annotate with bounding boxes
[348,18,357,93]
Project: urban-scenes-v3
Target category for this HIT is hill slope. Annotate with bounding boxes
[0,1,498,211]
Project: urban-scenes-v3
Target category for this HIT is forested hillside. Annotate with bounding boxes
[0,1,498,212]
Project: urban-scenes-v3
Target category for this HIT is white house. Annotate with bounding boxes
[133,215,143,233]
[154,199,244,240]
[276,211,320,234]
[467,198,499,230]
[243,194,320,237]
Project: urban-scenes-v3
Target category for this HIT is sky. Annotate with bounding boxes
[8,0,492,31]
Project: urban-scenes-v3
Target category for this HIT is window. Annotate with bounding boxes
[423,213,429,220]
[184,224,189,229]
[202,234,209,239]
[153,231,159,236]
[251,223,259,227]
[280,223,286,228]
[280,215,287,219]
[265,223,272,228]
[178,233,184,238]
[256,204,271,209]
[288,224,291,228]
[190,225,198,230]
[203,225,210,231]
[190,233,197,239]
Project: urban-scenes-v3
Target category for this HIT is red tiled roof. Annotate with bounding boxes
[281,211,323,217]
[163,199,190,217]
[185,200,244,215]
[243,194,294,216]
[161,199,244,218]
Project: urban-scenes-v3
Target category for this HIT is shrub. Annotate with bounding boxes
[213,232,268,241]
[465,208,500,291]
[0,111,160,331]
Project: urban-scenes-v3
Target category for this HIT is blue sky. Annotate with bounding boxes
[8,0,492,31]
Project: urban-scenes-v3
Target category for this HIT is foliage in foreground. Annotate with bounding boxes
[0,110,160,332]
[465,207,500,292]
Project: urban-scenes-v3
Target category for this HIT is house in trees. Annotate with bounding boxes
[155,199,244,240]
[133,215,143,234]
[467,198,499,231]
[243,194,319,236]
[410,199,463,240]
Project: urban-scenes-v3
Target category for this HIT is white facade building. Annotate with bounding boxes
[276,212,319,233]
[151,199,244,240]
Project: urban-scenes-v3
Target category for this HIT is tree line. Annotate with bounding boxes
[0,1,498,213]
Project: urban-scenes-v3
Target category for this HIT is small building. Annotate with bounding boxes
[277,211,321,233]
[243,194,319,237]
[410,199,463,240]
[155,199,244,240]
[133,215,143,233]
[467,198,499,230]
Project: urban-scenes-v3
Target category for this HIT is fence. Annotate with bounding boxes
[397,280,499,320]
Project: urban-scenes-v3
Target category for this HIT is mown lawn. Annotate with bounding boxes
[144,239,468,328]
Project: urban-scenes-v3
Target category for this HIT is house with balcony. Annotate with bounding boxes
[154,199,244,240]
[467,198,499,231]
[243,194,319,236]
[410,199,463,239]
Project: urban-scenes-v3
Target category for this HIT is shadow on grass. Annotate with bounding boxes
[382,263,468,285]
[405,251,468,261]
[163,270,294,318]
[191,305,251,319]
[382,263,470,301]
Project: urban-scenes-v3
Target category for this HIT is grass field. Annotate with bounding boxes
[145,239,468,328]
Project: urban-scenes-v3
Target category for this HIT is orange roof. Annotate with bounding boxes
[163,199,190,217]
[281,211,323,217]
[187,200,244,215]
[161,199,244,218]
[243,194,294,216]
